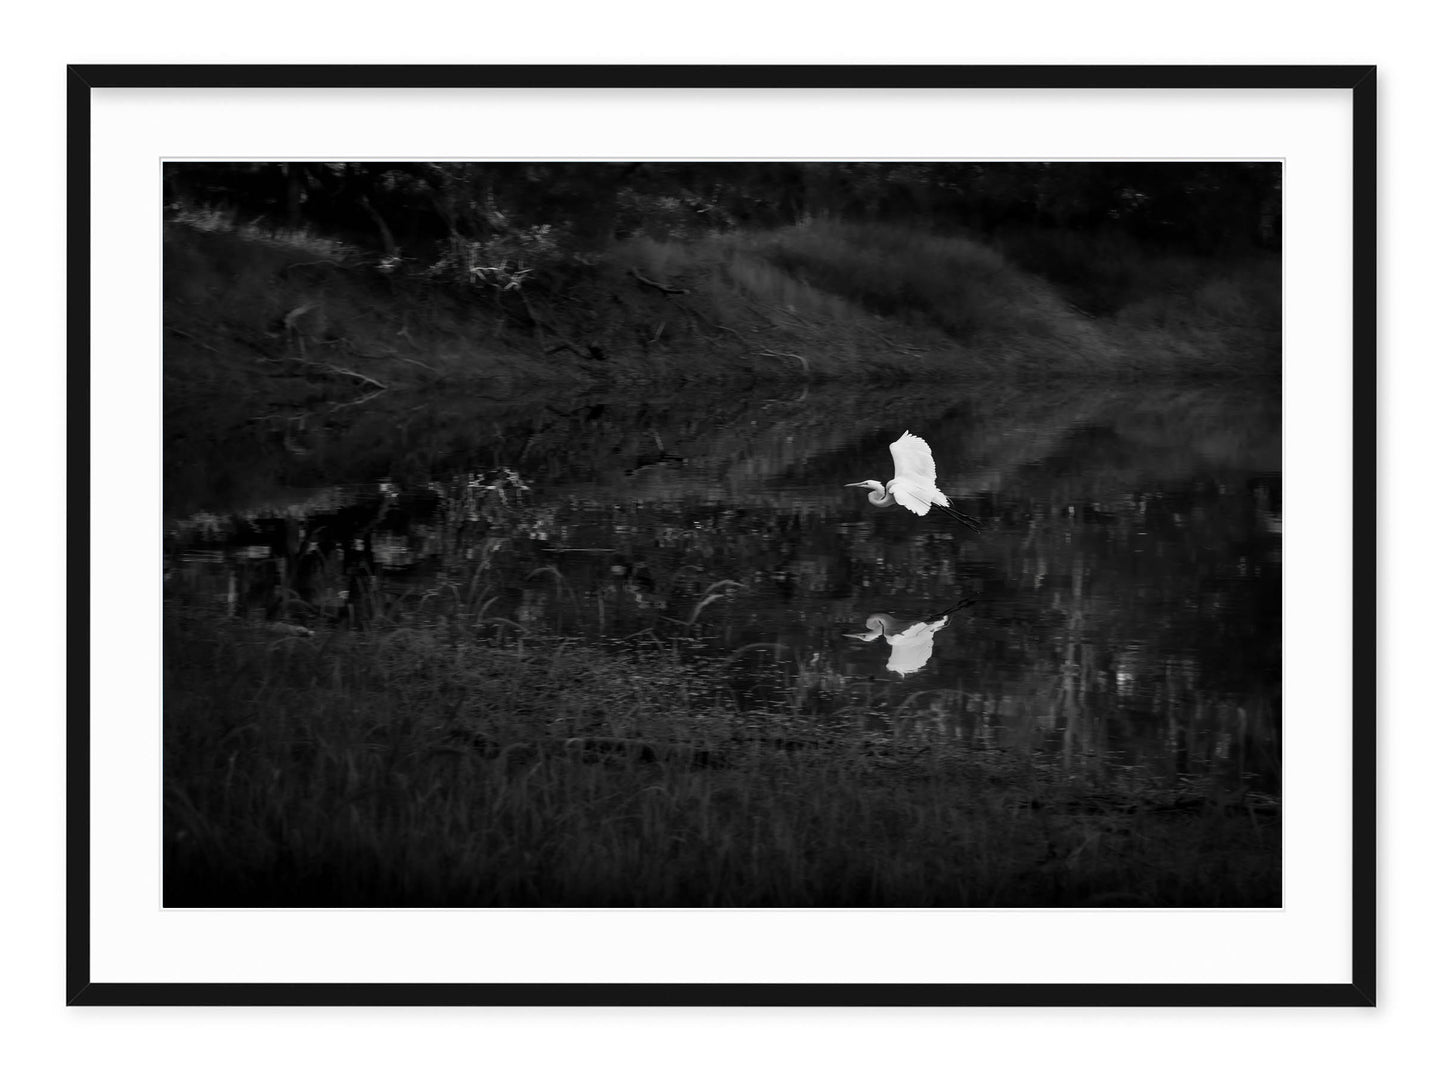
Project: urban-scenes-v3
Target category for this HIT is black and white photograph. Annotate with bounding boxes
[161,160,1283,909]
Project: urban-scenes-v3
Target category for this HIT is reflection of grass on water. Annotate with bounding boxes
[165,606,1280,908]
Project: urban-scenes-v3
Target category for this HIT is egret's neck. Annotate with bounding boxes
[868,486,896,508]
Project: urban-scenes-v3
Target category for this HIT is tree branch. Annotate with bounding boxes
[628,268,689,296]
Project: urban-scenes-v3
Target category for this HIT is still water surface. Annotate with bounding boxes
[166,382,1281,793]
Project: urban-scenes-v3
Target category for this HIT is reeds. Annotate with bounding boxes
[163,603,1280,907]
[617,220,1279,382]
[167,209,1280,401]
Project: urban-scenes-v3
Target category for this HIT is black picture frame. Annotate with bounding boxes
[68,63,1377,1008]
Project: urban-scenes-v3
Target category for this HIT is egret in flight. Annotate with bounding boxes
[846,431,982,530]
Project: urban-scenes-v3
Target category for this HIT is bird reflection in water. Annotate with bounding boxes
[846,596,976,677]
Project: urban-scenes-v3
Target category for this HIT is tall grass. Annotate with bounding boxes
[165,205,1280,407]
[162,216,575,401]
[617,220,1278,381]
[758,221,1085,345]
[993,224,1282,366]
[164,602,1280,907]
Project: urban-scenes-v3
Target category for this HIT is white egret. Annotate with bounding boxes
[846,431,982,530]
[846,612,951,676]
[845,596,976,677]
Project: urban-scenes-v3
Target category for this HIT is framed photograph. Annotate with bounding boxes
[70,64,1375,1006]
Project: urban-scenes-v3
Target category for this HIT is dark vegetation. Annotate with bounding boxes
[163,164,1282,907]
[164,162,1281,404]
[163,384,1281,907]
[164,610,1279,908]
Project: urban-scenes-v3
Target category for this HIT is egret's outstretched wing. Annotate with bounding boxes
[887,431,947,515]
[889,431,937,487]
[887,480,934,516]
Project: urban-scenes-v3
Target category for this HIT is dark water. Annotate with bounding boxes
[165,381,1281,793]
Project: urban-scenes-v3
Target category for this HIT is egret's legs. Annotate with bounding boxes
[939,503,983,532]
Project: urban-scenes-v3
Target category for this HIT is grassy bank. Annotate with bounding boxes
[163,210,1280,412]
[164,606,1280,907]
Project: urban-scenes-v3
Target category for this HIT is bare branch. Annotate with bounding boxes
[628,268,689,296]
[165,326,219,354]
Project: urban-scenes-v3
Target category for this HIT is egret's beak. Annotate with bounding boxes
[845,481,869,488]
